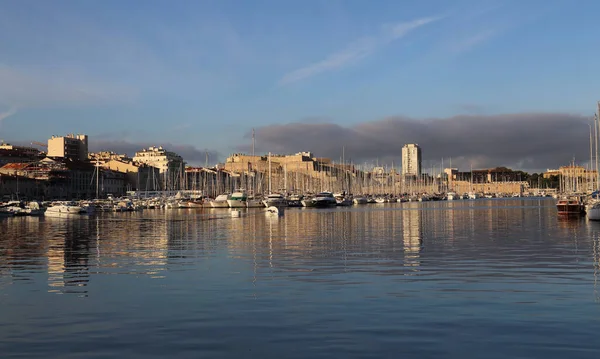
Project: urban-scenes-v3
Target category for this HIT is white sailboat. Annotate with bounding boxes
[210,194,230,208]
[227,190,248,208]
[45,201,87,216]
[588,105,600,220]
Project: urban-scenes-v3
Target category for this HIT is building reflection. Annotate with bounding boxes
[46,216,93,297]
[0,216,48,286]
[402,208,422,270]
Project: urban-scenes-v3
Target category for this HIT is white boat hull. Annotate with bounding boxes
[45,205,86,216]
[227,200,247,208]
[246,199,264,208]
[210,201,229,208]
[588,205,600,220]
[301,199,316,207]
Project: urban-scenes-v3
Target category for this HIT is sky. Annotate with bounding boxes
[1,0,600,172]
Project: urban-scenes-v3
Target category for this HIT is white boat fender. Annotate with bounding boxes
[266,206,283,217]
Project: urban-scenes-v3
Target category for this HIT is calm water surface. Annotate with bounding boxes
[1,199,600,358]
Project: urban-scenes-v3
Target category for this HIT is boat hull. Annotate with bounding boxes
[313,200,337,208]
[557,203,585,216]
[227,199,247,208]
[246,199,264,208]
[301,199,316,207]
[263,199,287,207]
[587,205,600,220]
[210,201,229,208]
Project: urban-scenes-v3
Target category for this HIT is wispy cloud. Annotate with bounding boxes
[278,16,442,85]
[447,30,496,54]
[0,64,137,108]
[0,106,18,124]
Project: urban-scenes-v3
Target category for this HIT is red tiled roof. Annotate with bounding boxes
[0,162,31,170]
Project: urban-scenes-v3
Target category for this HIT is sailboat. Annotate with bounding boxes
[587,104,600,220]
[262,152,287,207]
[227,190,248,208]
[210,193,230,208]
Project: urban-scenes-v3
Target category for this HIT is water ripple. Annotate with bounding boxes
[1,199,600,358]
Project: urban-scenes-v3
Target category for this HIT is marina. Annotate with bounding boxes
[3,2,600,357]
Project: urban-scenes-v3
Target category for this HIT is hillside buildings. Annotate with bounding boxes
[444,167,529,195]
[89,151,131,164]
[132,146,185,191]
[402,144,421,177]
[133,146,184,173]
[544,165,598,193]
[47,134,88,161]
[102,159,161,192]
[0,142,43,166]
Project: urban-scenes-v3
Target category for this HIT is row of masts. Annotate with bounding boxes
[565,101,600,193]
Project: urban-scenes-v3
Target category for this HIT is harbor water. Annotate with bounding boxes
[1,198,600,358]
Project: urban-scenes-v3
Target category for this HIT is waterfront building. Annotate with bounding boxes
[103,159,161,192]
[89,151,131,164]
[97,169,126,197]
[47,134,89,161]
[444,166,529,195]
[0,142,43,166]
[132,146,184,174]
[133,146,185,191]
[545,165,598,193]
[0,157,99,199]
[0,143,41,157]
[0,174,46,201]
[402,144,422,177]
[225,152,317,174]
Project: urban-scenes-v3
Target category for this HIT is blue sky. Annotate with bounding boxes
[1,0,600,166]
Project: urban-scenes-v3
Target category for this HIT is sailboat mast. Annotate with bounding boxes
[96,159,99,199]
[596,102,600,189]
[268,152,272,194]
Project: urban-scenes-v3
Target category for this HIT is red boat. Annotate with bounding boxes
[556,196,585,216]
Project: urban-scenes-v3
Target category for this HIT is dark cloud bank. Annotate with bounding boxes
[237,113,593,173]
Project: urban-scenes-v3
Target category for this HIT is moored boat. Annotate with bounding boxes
[287,194,304,207]
[263,193,287,207]
[227,190,248,208]
[210,194,230,208]
[353,196,367,205]
[586,201,600,220]
[335,193,353,206]
[246,197,264,208]
[45,202,87,216]
[556,196,585,216]
[312,192,337,207]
